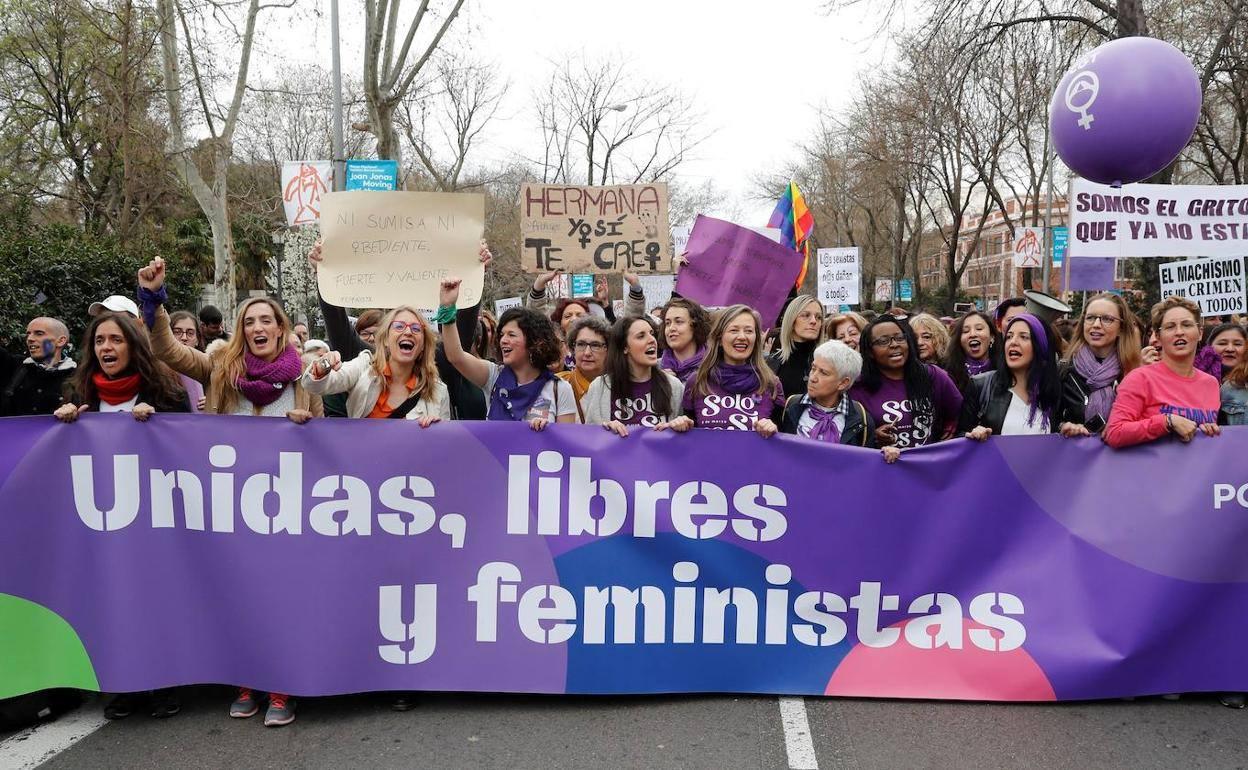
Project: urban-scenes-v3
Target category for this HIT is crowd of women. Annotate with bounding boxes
[16,242,1248,724]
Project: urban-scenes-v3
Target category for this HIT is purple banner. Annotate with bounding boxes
[3,414,1248,701]
[1063,256,1118,291]
[674,214,804,326]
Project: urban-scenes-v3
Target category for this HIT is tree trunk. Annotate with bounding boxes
[1115,0,1148,37]
[372,98,402,165]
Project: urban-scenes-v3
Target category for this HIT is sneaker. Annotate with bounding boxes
[1221,693,1246,709]
[229,688,259,719]
[263,693,295,727]
[104,693,138,720]
[150,689,181,719]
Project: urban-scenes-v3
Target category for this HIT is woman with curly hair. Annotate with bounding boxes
[667,304,784,435]
[657,296,712,382]
[439,279,576,429]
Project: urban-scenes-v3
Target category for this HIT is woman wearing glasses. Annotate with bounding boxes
[557,315,611,421]
[439,279,577,430]
[300,307,450,424]
[766,295,825,402]
[849,317,963,448]
[1056,294,1142,437]
[1104,297,1221,448]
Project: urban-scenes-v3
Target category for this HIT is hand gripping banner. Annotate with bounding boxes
[2,414,1247,701]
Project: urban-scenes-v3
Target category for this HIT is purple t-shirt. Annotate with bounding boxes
[613,379,663,427]
[850,364,963,448]
[682,382,784,431]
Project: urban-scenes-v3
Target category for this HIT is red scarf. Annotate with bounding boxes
[93,371,142,405]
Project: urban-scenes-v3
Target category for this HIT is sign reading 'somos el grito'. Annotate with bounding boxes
[519,183,671,273]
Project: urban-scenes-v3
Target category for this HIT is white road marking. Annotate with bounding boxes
[0,703,107,769]
[778,696,819,770]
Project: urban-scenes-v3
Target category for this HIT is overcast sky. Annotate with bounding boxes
[259,0,889,225]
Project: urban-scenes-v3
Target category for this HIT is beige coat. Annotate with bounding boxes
[300,349,450,420]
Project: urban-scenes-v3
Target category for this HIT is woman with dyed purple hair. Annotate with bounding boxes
[959,313,1062,439]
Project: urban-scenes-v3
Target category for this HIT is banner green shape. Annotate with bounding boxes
[0,593,98,697]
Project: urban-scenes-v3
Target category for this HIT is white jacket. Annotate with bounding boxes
[582,371,684,425]
[301,349,451,421]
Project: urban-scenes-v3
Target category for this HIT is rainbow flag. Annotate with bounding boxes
[767,181,815,286]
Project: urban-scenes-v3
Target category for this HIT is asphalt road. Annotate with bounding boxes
[4,689,1247,769]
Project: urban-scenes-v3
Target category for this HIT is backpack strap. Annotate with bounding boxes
[857,401,869,446]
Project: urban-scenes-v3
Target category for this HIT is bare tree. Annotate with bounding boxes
[362,0,466,163]
[157,0,291,317]
[532,54,704,185]
[400,53,505,191]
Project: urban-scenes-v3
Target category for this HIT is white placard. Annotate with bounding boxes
[749,226,783,244]
[671,226,692,255]
[1012,227,1045,268]
[638,274,676,313]
[1069,178,1248,259]
[1158,256,1247,315]
[281,161,333,226]
[816,247,860,306]
[873,278,893,303]
[494,296,522,316]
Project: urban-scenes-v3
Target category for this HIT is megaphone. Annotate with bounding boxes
[1023,290,1072,324]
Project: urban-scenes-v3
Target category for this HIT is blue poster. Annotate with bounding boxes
[571,274,595,298]
[1052,226,1068,268]
[897,279,913,302]
[345,160,400,192]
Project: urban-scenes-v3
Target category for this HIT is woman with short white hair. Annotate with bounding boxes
[779,340,899,462]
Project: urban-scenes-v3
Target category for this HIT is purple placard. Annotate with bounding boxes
[1063,256,1117,291]
[674,214,804,327]
[4,414,1248,702]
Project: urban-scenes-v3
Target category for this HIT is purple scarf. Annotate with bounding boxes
[236,345,302,407]
[712,362,762,395]
[1072,344,1121,421]
[965,355,994,376]
[806,402,842,443]
[661,346,706,383]
[488,366,555,422]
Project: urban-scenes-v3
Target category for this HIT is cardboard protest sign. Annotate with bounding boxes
[816,247,860,306]
[1159,256,1247,315]
[281,161,333,226]
[318,191,485,310]
[1069,178,1248,258]
[519,183,671,273]
[674,215,805,328]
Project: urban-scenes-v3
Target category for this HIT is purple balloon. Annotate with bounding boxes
[1049,37,1201,186]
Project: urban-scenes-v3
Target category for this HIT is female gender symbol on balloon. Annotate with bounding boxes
[1049,37,1202,186]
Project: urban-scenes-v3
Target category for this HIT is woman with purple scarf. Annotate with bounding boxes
[1057,294,1142,437]
[668,304,784,435]
[439,279,577,430]
[140,257,319,727]
[657,297,711,383]
[960,313,1062,439]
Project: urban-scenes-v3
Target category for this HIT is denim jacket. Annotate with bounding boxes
[1221,383,1248,426]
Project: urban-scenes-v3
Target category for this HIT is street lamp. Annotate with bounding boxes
[272,230,286,306]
